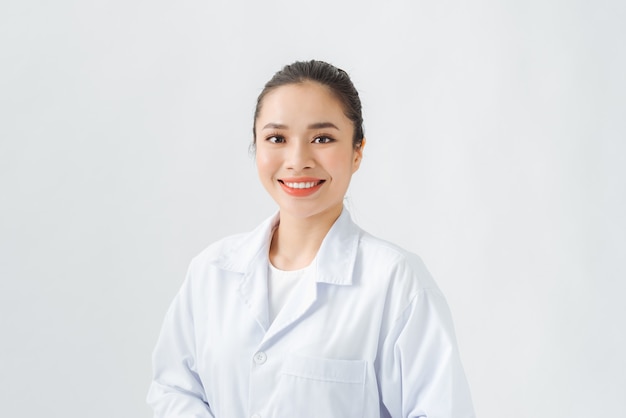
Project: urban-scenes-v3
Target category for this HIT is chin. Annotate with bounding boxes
[277,201,343,221]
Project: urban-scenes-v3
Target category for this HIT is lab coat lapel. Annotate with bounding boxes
[263,267,318,343]
[261,208,361,343]
[218,213,279,333]
[238,263,270,332]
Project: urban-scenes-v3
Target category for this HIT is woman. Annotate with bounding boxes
[147,60,475,417]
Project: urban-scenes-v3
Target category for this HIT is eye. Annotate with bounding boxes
[313,136,334,144]
[266,135,286,144]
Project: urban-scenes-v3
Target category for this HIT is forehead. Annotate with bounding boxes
[257,81,349,125]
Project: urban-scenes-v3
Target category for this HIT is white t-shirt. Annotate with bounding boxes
[267,262,313,323]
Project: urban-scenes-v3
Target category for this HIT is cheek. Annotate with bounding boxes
[326,151,357,180]
[255,151,277,178]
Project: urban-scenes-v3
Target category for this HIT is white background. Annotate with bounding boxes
[1,1,625,417]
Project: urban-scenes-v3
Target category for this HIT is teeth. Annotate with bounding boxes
[284,181,319,189]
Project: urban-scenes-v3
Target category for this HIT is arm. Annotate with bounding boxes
[377,287,475,418]
[147,271,215,418]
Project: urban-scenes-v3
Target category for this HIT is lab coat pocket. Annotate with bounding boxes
[272,354,366,418]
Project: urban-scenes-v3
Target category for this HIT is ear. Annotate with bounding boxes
[352,138,366,173]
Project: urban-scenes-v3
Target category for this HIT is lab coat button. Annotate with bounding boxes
[253,351,267,364]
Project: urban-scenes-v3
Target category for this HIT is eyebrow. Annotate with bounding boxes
[262,122,340,130]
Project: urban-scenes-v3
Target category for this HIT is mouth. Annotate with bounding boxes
[277,178,326,196]
[279,180,325,189]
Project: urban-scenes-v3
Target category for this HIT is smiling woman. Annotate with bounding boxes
[147,60,475,418]
[255,81,363,242]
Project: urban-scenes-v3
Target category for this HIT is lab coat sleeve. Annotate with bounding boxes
[377,285,475,418]
[147,268,215,418]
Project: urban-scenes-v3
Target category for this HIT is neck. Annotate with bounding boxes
[269,205,343,271]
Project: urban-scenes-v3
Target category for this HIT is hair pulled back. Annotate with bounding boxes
[253,60,364,150]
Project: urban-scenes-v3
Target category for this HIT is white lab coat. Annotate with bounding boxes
[147,208,475,418]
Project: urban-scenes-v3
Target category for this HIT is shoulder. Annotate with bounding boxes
[188,212,277,274]
[351,226,449,334]
[187,230,256,278]
[192,232,248,265]
[179,230,259,295]
[357,229,438,291]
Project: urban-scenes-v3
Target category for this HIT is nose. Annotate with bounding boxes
[285,140,315,171]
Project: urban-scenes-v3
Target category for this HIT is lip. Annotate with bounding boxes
[278,177,326,197]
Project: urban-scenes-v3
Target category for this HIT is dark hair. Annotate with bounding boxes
[252,60,364,150]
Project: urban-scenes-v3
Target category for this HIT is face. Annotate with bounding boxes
[255,81,363,222]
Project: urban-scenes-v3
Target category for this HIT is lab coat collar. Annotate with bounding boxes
[217,207,361,286]
[314,208,360,285]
